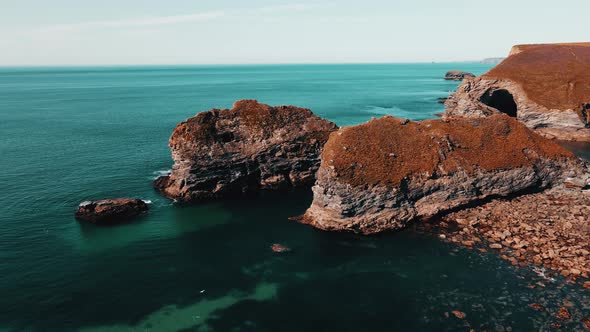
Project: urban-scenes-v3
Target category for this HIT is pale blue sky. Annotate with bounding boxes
[1,0,588,65]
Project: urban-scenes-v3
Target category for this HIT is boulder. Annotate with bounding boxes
[445,43,590,141]
[75,199,148,224]
[154,100,338,202]
[300,114,588,234]
[444,70,475,81]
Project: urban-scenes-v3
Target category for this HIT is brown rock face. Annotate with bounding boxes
[154,100,337,202]
[444,70,475,81]
[75,199,148,224]
[301,115,588,234]
[445,43,590,141]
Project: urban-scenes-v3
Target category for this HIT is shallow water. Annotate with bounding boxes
[2,63,590,331]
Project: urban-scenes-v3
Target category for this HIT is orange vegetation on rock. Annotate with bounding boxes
[321,115,573,187]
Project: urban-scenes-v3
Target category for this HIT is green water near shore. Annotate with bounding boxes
[2,64,590,331]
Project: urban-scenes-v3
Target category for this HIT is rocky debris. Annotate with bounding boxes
[154,100,337,202]
[557,307,572,320]
[583,317,590,329]
[529,303,546,311]
[445,43,590,141]
[431,187,590,281]
[74,199,148,224]
[270,243,291,253]
[300,114,588,234]
[444,70,475,81]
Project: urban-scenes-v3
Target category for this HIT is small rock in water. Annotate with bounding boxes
[271,244,291,253]
[451,310,466,319]
[74,198,148,224]
[582,317,590,330]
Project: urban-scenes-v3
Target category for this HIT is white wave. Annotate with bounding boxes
[142,200,153,204]
[362,105,412,118]
[150,169,172,180]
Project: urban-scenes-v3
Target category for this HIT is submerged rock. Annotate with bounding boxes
[270,243,291,253]
[300,114,588,234]
[75,199,148,224]
[445,43,590,141]
[444,70,475,81]
[155,100,337,202]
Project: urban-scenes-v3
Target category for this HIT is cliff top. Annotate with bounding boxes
[483,43,590,111]
[509,42,590,55]
[322,115,574,187]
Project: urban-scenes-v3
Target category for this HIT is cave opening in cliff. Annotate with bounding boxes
[480,89,518,117]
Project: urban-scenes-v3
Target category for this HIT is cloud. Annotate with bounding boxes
[44,11,226,32]
[37,3,317,34]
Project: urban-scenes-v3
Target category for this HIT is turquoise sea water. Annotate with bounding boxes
[2,63,590,331]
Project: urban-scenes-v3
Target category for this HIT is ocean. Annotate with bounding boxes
[1,63,589,331]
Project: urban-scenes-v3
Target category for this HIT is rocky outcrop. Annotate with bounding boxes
[75,199,149,224]
[445,43,590,141]
[300,114,588,234]
[154,100,337,202]
[444,70,475,81]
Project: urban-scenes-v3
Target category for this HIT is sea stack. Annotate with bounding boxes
[445,42,590,141]
[444,70,475,81]
[301,115,588,234]
[75,199,149,224]
[154,100,338,202]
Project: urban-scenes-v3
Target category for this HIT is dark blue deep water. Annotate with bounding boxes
[2,64,590,331]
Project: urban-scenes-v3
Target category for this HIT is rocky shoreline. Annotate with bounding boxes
[417,187,590,282]
[76,44,590,297]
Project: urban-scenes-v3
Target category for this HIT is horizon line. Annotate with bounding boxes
[0,59,500,68]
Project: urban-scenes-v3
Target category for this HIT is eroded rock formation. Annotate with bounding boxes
[301,115,589,234]
[445,43,590,141]
[75,199,149,224]
[444,70,475,81]
[154,100,338,202]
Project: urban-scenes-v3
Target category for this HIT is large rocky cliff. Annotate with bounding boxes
[445,43,590,141]
[154,100,337,202]
[301,115,588,234]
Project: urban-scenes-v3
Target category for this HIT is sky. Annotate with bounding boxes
[0,0,588,66]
